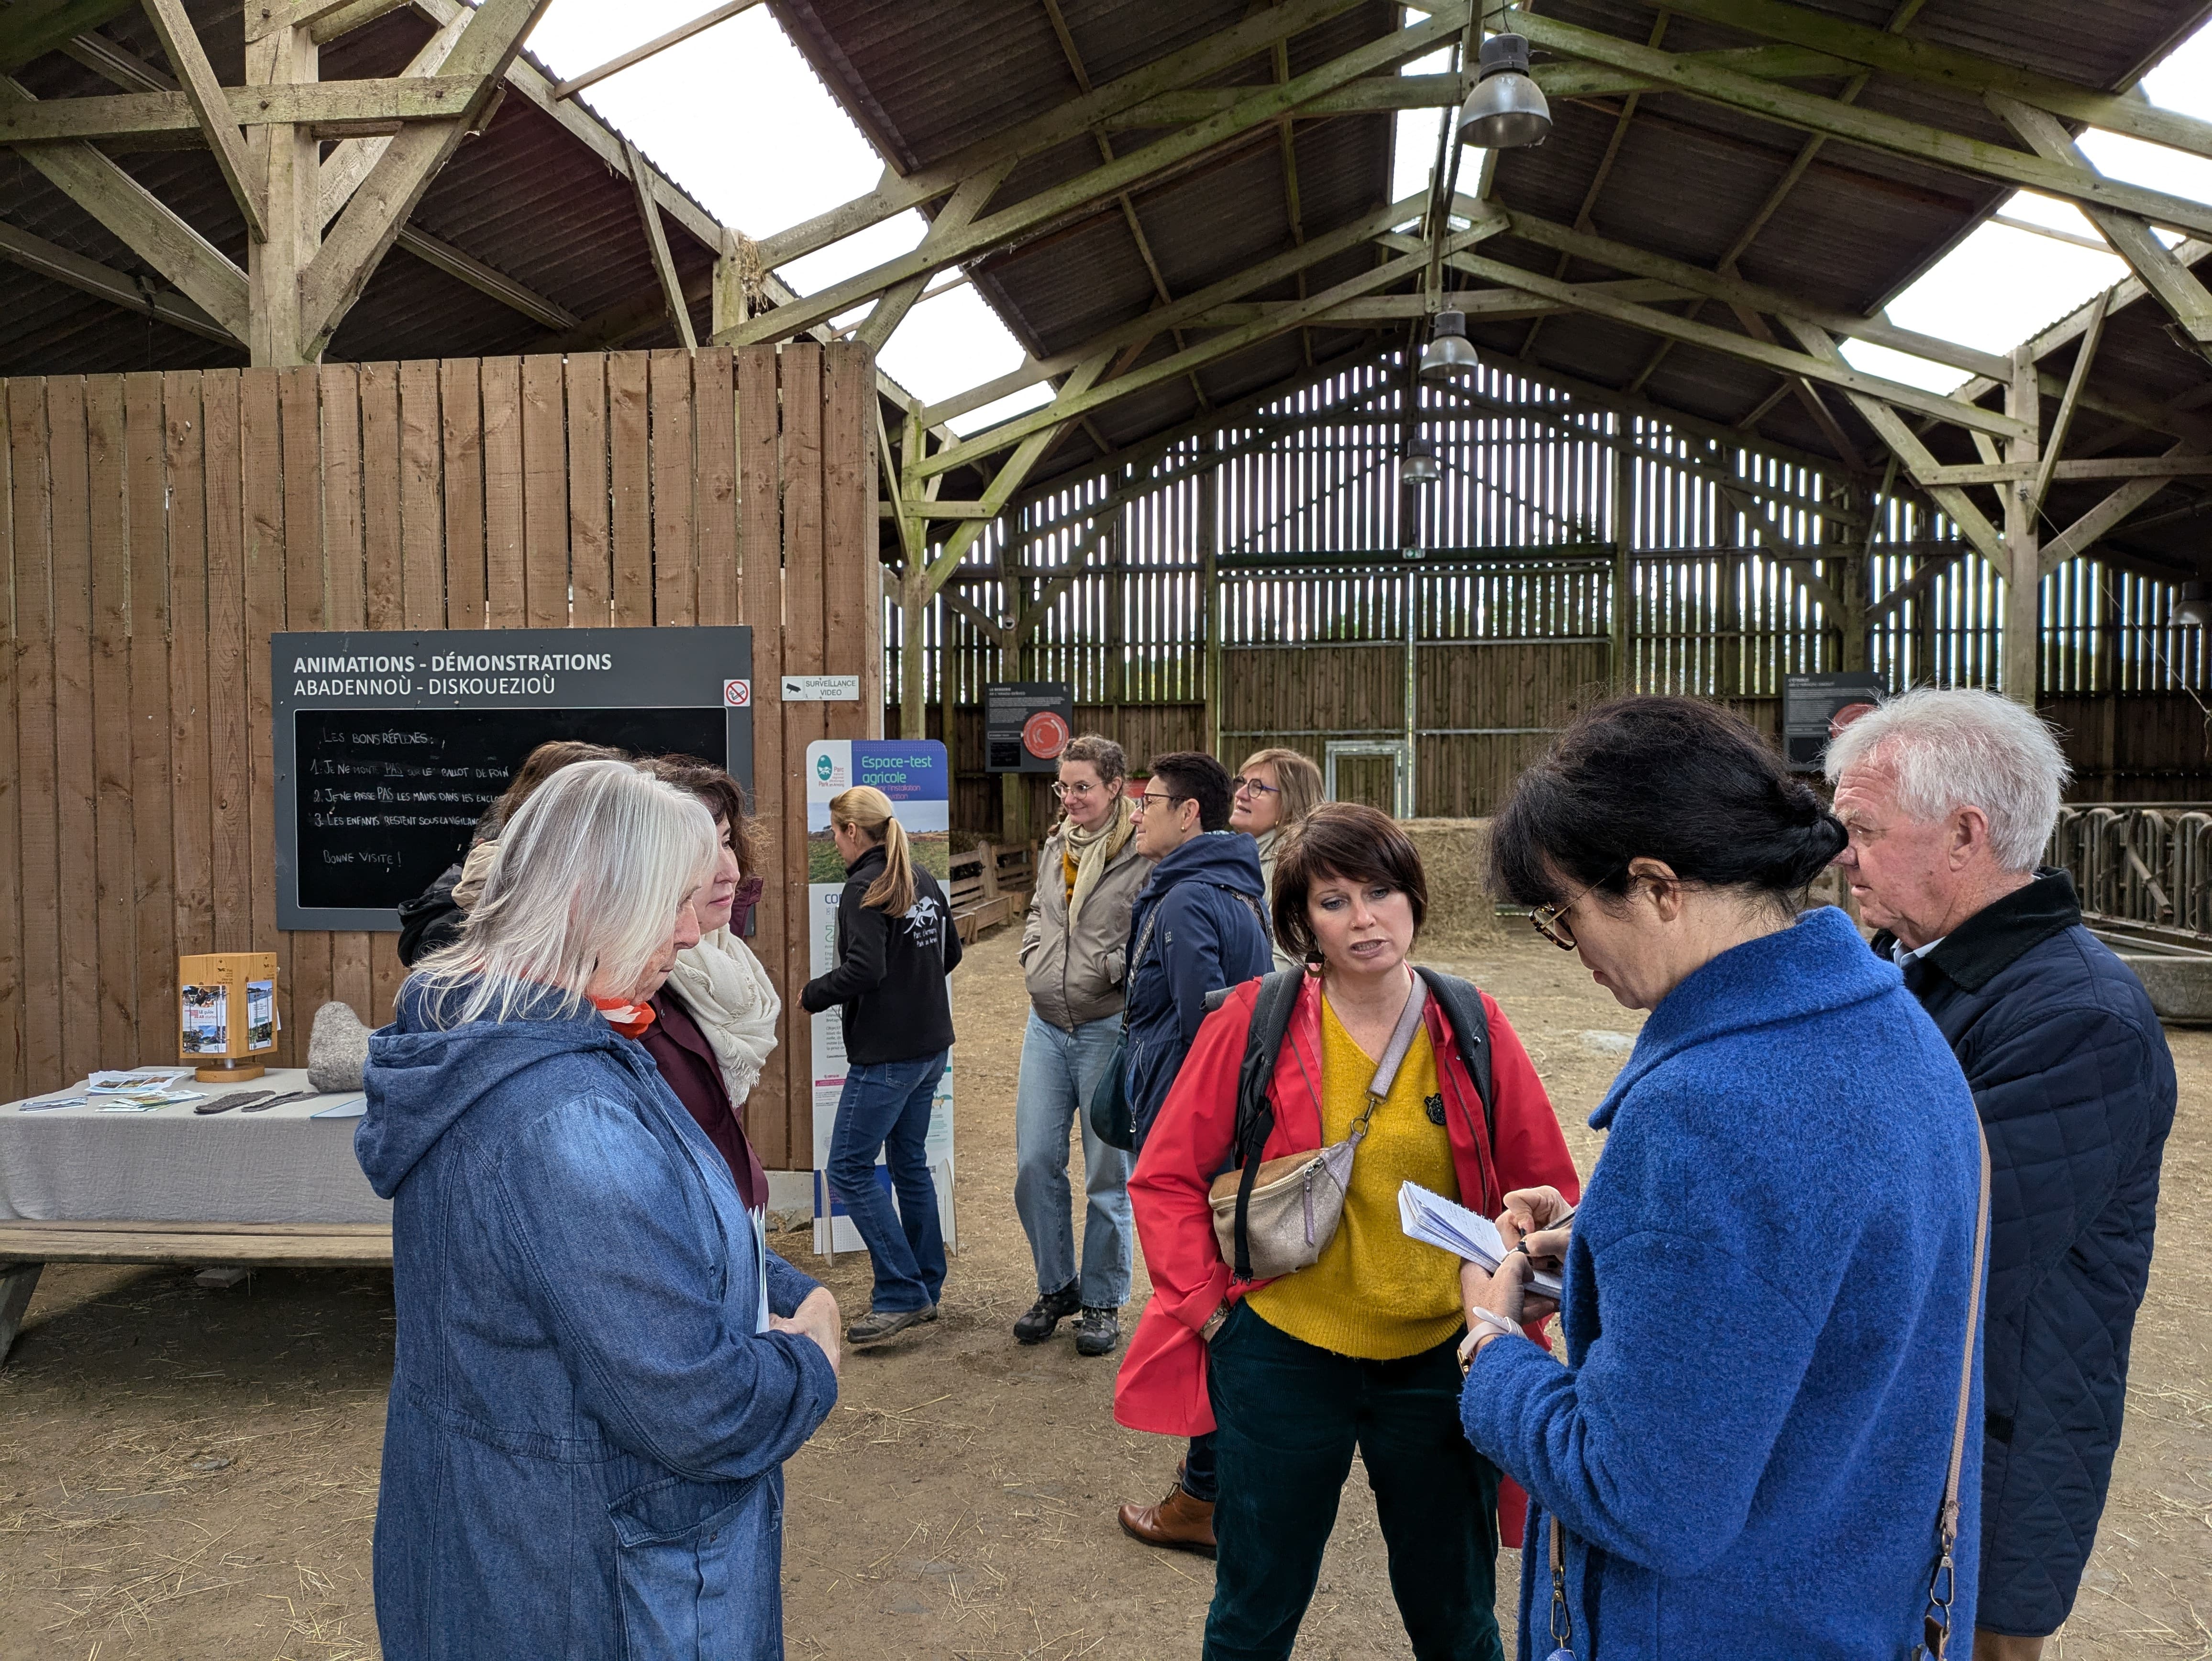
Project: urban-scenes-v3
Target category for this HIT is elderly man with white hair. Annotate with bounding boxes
[1826,688,2176,1661]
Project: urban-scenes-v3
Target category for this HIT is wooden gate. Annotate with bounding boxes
[0,343,879,1168]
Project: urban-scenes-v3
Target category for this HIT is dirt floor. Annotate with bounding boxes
[1,925,2206,1660]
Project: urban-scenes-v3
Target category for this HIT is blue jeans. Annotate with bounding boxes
[1012,1010,1133,1307]
[826,1052,949,1315]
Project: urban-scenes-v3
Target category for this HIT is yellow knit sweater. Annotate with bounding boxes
[1243,994,1465,1359]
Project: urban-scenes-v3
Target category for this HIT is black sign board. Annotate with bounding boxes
[984,681,1075,774]
[1781,672,1885,772]
[274,627,751,930]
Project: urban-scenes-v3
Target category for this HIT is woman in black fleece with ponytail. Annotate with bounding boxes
[801,786,962,1345]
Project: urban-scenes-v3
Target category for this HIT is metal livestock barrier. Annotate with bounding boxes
[2048,805,2212,938]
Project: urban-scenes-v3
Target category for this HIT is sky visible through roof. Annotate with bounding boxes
[529,2,2212,431]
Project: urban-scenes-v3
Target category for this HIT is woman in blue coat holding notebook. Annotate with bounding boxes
[1460,698,1988,1661]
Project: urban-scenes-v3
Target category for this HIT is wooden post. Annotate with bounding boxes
[2003,347,2042,707]
[1609,417,1632,691]
[1200,436,1221,756]
[900,563,928,739]
[245,21,318,366]
[712,228,750,336]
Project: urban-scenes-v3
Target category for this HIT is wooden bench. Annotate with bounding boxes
[948,840,1037,943]
[0,1219,393,1363]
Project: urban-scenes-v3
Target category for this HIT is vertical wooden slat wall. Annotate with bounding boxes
[0,344,881,1166]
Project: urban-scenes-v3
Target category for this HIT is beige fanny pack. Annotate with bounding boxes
[1207,980,1428,1282]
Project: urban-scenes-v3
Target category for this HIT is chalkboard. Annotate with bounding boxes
[273,626,751,929]
[295,707,728,912]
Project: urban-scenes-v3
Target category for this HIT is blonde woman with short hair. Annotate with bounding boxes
[1230,747,1326,973]
[358,759,840,1660]
[800,786,964,1344]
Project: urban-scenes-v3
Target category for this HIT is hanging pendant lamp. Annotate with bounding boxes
[1459,33,1551,149]
[1420,309,1479,381]
[1402,437,1442,486]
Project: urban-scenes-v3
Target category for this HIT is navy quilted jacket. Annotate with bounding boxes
[1877,870,2175,1638]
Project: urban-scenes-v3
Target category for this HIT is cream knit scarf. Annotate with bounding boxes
[1064,793,1137,928]
[662,926,782,1107]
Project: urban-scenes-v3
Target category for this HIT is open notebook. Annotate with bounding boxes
[1398,1181,1565,1302]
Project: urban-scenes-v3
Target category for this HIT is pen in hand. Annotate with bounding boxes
[1509,1206,1575,1260]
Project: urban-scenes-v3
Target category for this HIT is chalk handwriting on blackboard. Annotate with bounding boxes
[292,707,725,910]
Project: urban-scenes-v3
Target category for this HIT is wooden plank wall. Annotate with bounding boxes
[0,344,881,1167]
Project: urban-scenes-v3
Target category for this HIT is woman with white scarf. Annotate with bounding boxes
[636,756,783,1223]
[1011,734,1151,1358]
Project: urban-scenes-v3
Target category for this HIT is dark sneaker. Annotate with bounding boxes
[1075,1307,1120,1357]
[1012,1282,1081,1344]
[846,1307,931,1346]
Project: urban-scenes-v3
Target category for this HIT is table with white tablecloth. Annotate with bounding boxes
[0,1068,390,1361]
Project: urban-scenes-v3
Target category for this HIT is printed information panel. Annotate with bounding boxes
[1781,671,1885,772]
[274,627,751,930]
[805,740,957,1255]
[984,681,1074,773]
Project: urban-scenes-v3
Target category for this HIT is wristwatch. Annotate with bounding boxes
[1200,1301,1232,1342]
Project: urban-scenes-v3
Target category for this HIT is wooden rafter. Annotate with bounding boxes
[318,7,471,226]
[0,76,249,338]
[1509,10,2212,241]
[724,2,1466,345]
[0,73,490,143]
[1991,97,2212,364]
[135,0,264,236]
[752,0,1371,273]
[1621,0,2212,163]
[913,223,1503,482]
[853,160,1012,353]
[1438,248,2024,438]
[296,0,553,361]
[551,0,766,100]
[624,135,696,349]
[920,193,1439,426]
[0,218,232,341]
[2026,288,2109,517]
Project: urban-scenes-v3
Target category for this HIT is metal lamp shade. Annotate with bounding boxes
[2176,581,2212,628]
[1402,439,1442,486]
[1459,33,1551,149]
[1420,309,1480,380]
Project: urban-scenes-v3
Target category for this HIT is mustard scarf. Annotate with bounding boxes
[1063,793,1136,927]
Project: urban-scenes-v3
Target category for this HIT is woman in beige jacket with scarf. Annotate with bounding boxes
[1011,734,1151,1357]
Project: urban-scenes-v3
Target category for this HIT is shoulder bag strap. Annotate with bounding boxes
[1416,968,1495,1143]
[1922,1123,1992,1659]
[1228,968,1306,1281]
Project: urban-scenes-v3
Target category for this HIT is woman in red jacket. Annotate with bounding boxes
[1114,805,1579,1661]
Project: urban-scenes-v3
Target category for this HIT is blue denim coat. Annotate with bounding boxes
[357,979,838,1661]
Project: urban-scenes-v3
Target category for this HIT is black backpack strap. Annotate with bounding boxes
[1229,968,1305,1281]
[1416,967,1494,1145]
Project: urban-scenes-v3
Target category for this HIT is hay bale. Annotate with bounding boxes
[1402,818,1506,949]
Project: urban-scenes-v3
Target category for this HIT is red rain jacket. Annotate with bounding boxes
[1113,971,1581,1547]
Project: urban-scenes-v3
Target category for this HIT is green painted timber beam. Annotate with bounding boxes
[1507,9,2212,243]
[1618,0,2212,164]
[723,4,1469,346]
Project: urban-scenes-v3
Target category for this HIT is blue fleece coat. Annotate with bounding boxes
[1122,830,1273,1148]
[1877,871,2175,1638]
[356,979,838,1661]
[1460,907,1987,1660]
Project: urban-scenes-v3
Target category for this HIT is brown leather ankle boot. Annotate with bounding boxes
[1117,1474,1216,1559]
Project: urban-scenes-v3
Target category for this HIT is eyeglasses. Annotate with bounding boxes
[1529,873,1611,951]
[1231,777,1281,798]
[1052,779,1101,799]
[1134,791,1188,814]
[1529,867,1642,950]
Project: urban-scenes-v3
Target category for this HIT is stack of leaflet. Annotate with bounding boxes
[84,1068,204,1110]
[1397,1181,1564,1300]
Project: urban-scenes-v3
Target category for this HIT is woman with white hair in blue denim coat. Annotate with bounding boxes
[358,759,840,1661]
